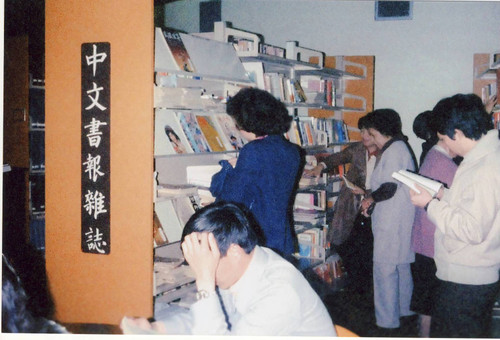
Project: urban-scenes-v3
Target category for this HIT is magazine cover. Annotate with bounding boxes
[195,115,226,152]
[176,112,211,153]
[215,114,246,151]
[162,28,196,73]
[155,109,193,156]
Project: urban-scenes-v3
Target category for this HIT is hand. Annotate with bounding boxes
[409,184,433,208]
[360,197,374,211]
[360,197,374,217]
[120,317,167,334]
[181,232,220,292]
[227,157,238,168]
[485,95,497,113]
[304,164,324,177]
[436,186,444,200]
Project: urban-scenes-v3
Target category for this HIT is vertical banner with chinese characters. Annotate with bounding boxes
[81,42,111,254]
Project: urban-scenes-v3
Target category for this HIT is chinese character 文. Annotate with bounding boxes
[84,190,108,220]
[85,44,108,77]
[85,82,107,111]
[84,117,108,148]
[83,154,105,182]
[85,227,107,254]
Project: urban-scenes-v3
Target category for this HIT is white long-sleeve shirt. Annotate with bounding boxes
[160,246,336,336]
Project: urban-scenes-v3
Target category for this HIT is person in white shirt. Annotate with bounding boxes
[410,93,500,338]
[123,201,336,336]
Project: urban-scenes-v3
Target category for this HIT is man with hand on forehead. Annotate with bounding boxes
[123,201,336,336]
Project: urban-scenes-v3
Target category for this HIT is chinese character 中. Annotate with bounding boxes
[85,44,108,77]
[83,154,105,182]
[85,227,107,254]
[85,82,107,111]
[84,117,108,148]
[84,190,108,220]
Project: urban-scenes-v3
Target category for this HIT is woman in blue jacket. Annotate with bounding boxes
[210,87,303,256]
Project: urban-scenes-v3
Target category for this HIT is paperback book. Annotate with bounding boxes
[392,169,443,197]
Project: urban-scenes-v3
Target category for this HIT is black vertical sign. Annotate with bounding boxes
[81,43,110,254]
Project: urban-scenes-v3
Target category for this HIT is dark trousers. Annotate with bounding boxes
[431,278,500,338]
[336,213,373,294]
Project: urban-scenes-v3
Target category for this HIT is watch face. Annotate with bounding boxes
[196,290,210,300]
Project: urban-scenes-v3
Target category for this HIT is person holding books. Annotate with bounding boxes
[359,109,418,334]
[409,93,500,338]
[409,112,458,337]
[305,115,379,293]
[209,87,303,256]
[121,202,336,336]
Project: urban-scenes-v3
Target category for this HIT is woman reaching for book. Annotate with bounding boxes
[209,87,303,257]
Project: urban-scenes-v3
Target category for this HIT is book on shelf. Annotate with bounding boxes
[155,109,194,156]
[294,208,327,225]
[242,62,266,90]
[292,80,307,103]
[197,187,216,206]
[259,43,285,57]
[171,195,200,227]
[176,111,211,153]
[155,199,184,243]
[391,169,443,197]
[161,28,196,73]
[157,183,199,197]
[215,114,246,151]
[195,114,227,152]
[295,190,326,211]
[153,211,169,247]
[186,164,222,188]
[297,227,324,258]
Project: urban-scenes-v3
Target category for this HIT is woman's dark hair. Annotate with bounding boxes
[164,125,180,142]
[226,87,292,136]
[364,108,402,137]
[181,201,260,256]
[413,110,436,141]
[358,114,371,129]
[432,93,493,140]
[2,255,68,333]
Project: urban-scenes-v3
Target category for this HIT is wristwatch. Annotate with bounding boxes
[196,289,215,301]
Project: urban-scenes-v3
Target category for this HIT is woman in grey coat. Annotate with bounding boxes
[361,109,418,333]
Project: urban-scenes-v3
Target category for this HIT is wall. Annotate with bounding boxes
[164,0,500,158]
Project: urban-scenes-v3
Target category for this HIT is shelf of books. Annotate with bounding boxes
[473,52,500,129]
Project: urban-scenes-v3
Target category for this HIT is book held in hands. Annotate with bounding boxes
[392,169,443,197]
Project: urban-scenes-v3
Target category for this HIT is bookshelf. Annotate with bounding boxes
[28,77,46,251]
[473,52,500,129]
[195,22,374,264]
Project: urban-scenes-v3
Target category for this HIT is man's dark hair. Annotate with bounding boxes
[364,108,402,137]
[181,201,260,256]
[432,93,493,140]
[226,87,292,136]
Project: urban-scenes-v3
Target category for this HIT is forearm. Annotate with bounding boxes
[371,182,397,202]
